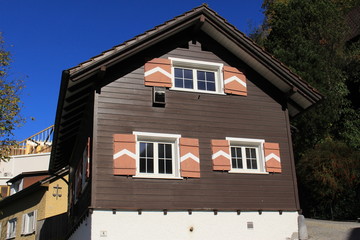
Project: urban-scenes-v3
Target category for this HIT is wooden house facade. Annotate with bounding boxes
[49,5,322,240]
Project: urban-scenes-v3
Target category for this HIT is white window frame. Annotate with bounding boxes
[169,57,224,94]
[6,218,16,239]
[21,210,36,235]
[226,137,267,174]
[133,132,182,179]
[10,180,23,195]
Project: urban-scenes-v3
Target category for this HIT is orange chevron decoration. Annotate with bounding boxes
[211,139,231,171]
[223,66,247,96]
[179,138,200,178]
[264,142,282,173]
[113,134,137,176]
[144,58,172,87]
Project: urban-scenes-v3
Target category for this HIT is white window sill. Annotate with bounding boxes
[170,87,226,95]
[228,170,269,175]
[21,232,35,236]
[133,175,183,180]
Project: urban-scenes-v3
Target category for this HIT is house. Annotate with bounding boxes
[0,126,54,198]
[49,5,322,240]
[0,168,68,240]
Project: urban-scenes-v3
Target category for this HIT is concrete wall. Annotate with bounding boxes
[69,210,299,240]
[0,153,50,186]
[68,215,91,240]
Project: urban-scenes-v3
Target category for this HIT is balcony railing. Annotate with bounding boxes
[10,125,54,156]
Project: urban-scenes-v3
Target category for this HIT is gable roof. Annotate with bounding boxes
[7,170,49,184]
[49,4,322,172]
[0,168,68,207]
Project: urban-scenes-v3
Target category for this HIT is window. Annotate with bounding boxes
[170,58,223,94]
[21,211,36,235]
[134,132,181,179]
[10,180,23,195]
[6,218,16,239]
[226,137,266,173]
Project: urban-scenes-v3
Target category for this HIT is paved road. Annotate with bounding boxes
[306,218,360,240]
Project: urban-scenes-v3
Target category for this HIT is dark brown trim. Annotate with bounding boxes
[285,109,300,210]
[88,207,300,212]
[91,91,99,208]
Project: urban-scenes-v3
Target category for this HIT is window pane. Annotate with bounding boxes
[246,148,257,170]
[184,80,193,89]
[197,71,216,91]
[159,143,173,174]
[198,81,205,90]
[175,78,184,88]
[159,159,165,174]
[147,143,153,157]
[236,148,242,157]
[184,69,193,79]
[251,159,257,169]
[174,68,183,78]
[206,72,215,82]
[140,142,154,173]
[175,68,193,89]
[207,82,215,91]
[140,142,146,157]
[231,147,236,168]
[158,144,165,158]
[197,70,205,80]
[166,160,173,174]
[147,158,154,173]
[140,158,146,173]
[231,147,243,169]
[165,144,172,158]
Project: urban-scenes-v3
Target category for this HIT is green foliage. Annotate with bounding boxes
[297,139,360,220]
[0,33,24,161]
[262,0,353,152]
[255,0,360,219]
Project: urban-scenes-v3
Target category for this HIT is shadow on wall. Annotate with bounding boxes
[347,228,360,240]
[38,212,68,240]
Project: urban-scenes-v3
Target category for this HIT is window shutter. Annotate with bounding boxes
[179,138,200,178]
[144,58,172,87]
[21,214,25,234]
[113,134,136,176]
[223,66,247,96]
[264,142,282,173]
[211,140,231,171]
[32,210,37,233]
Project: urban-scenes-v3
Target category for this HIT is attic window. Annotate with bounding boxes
[169,58,224,94]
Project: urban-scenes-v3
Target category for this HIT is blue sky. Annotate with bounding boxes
[0,0,264,141]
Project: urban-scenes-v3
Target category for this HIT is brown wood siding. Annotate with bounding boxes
[92,41,299,211]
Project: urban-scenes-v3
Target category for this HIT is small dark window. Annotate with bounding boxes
[153,87,166,106]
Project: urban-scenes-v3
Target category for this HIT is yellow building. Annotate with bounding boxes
[0,168,68,240]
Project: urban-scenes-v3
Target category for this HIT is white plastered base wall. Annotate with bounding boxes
[69,210,299,240]
[68,215,91,240]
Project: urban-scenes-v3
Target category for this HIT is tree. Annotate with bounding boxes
[253,0,360,219]
[297,139,360,220]
[0,33,24,161]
